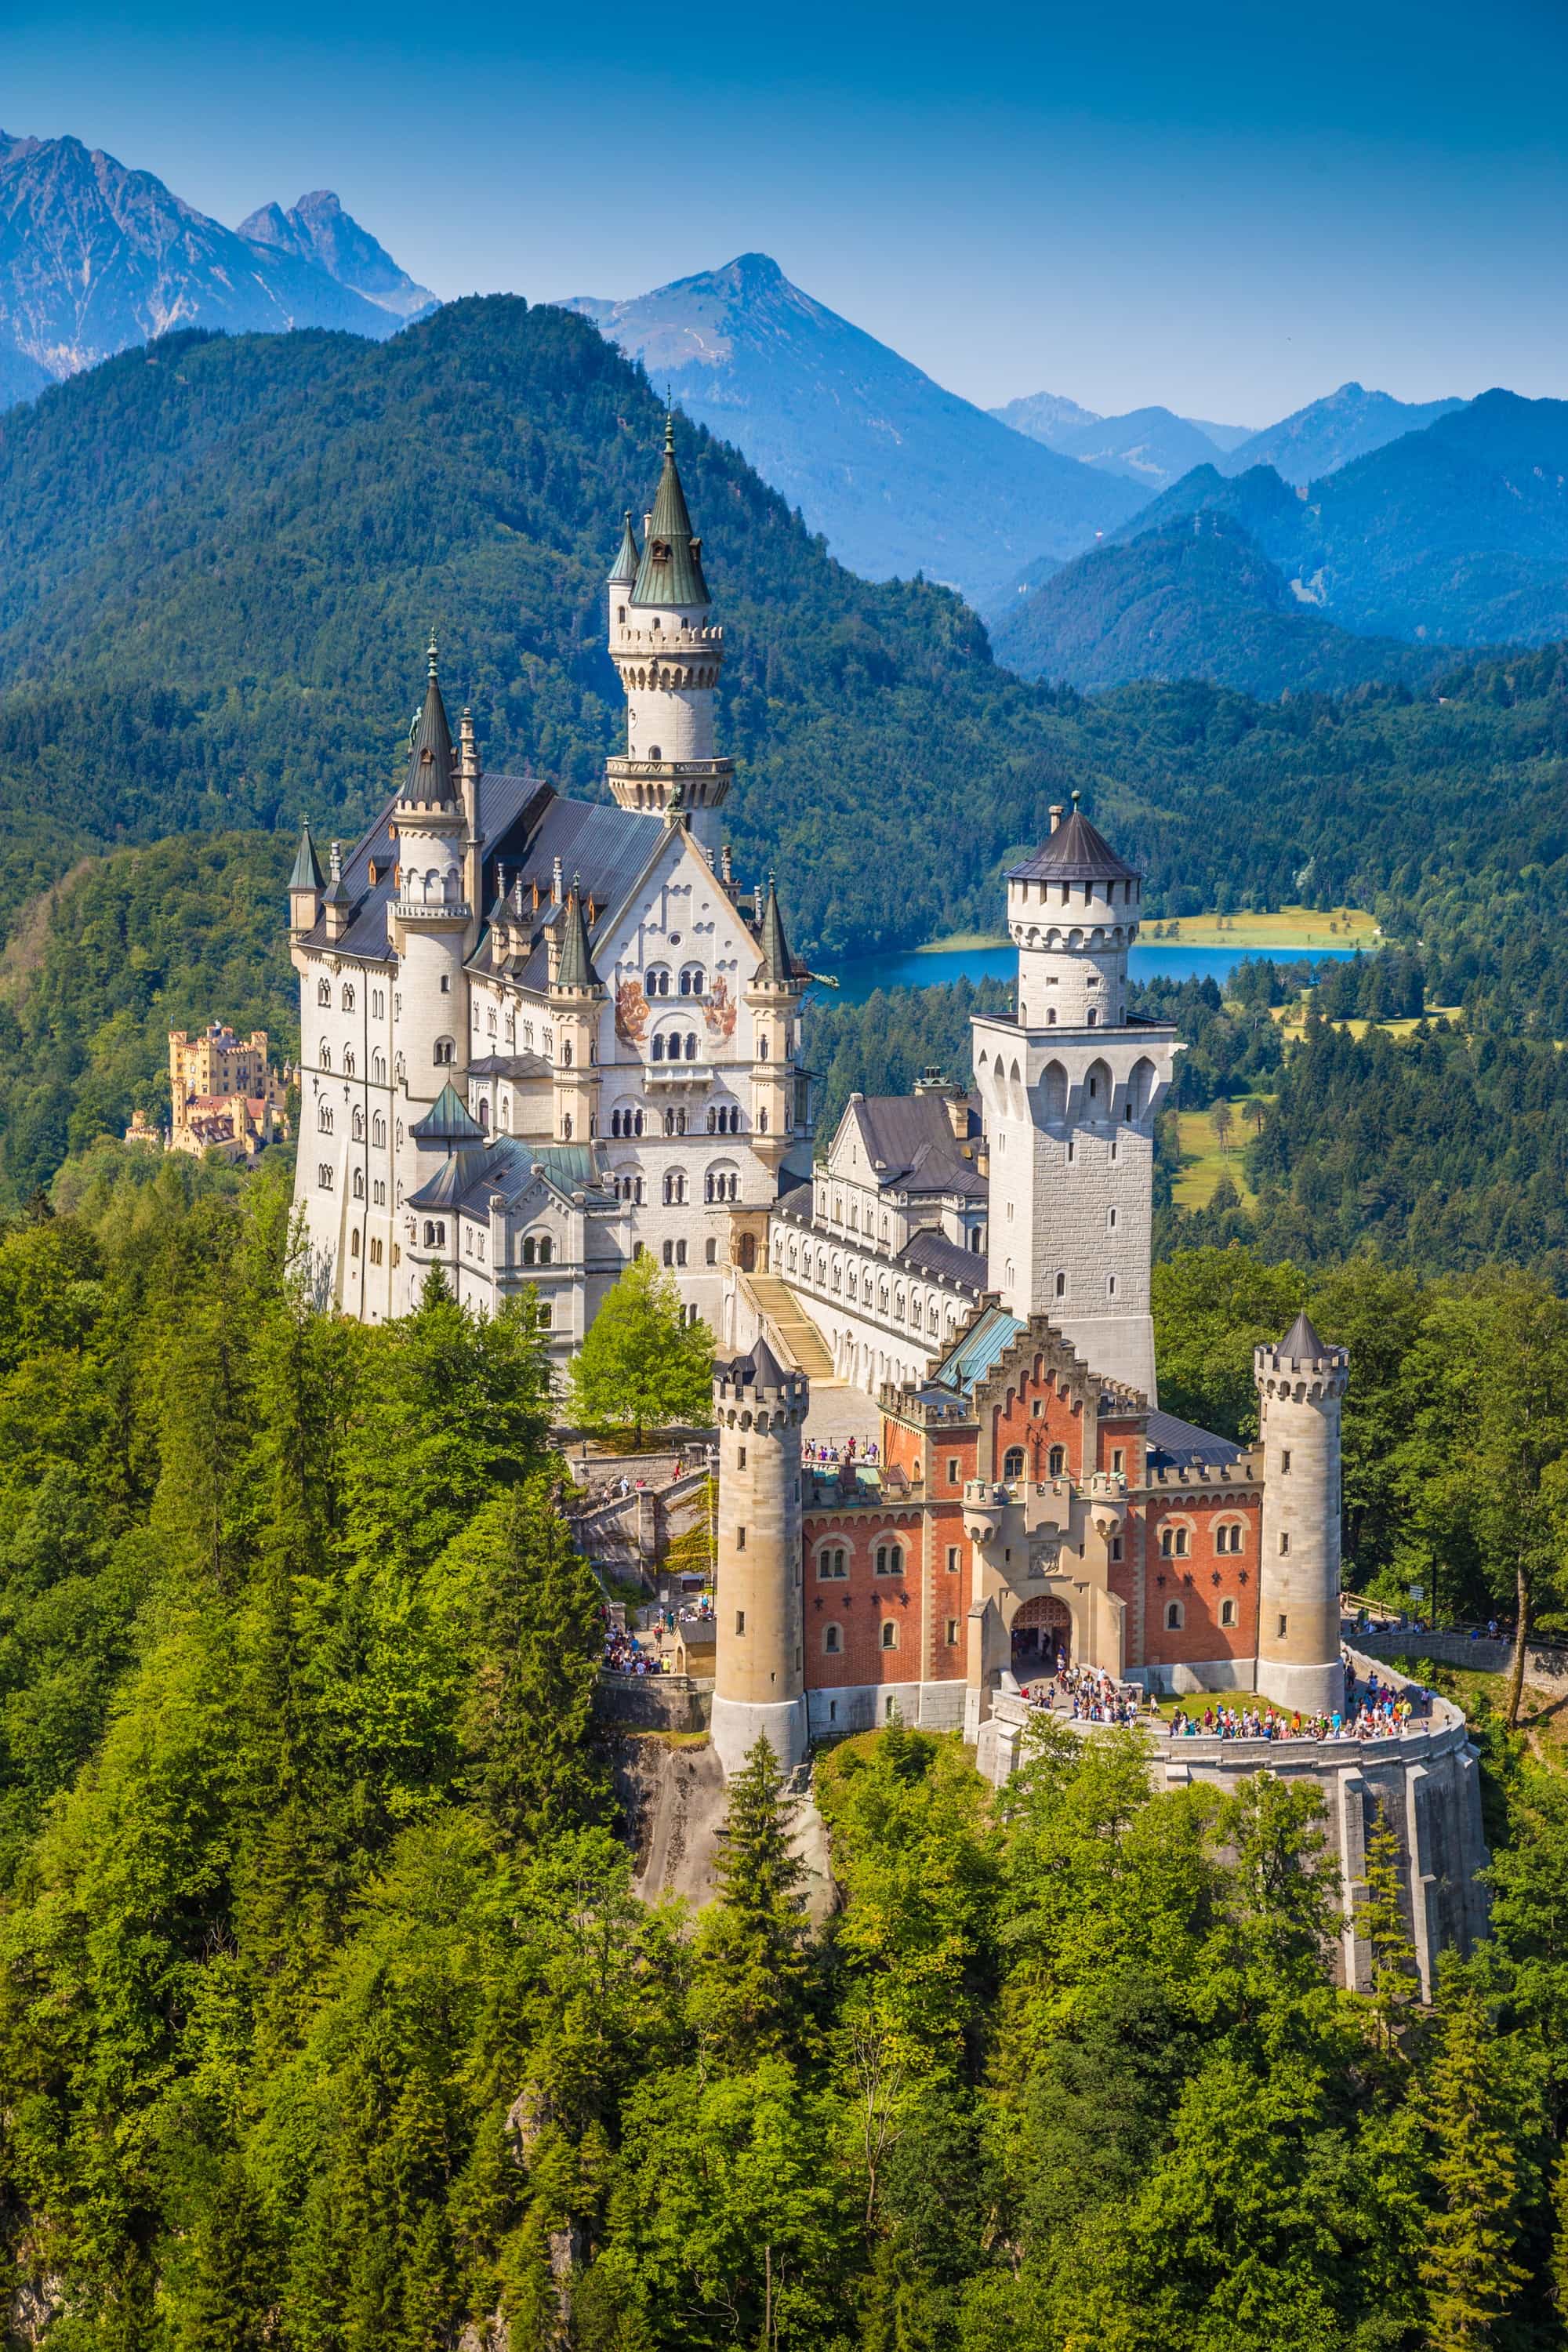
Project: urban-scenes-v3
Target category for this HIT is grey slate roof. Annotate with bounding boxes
[901,1226,989,1291]
[407,1137,612,1217]
[466,1052,554,1081]
[289,821,324,893]
[1276,1309,1330,1361]
[1008,805,1139,887]
[556,882,602,990]
[400,651,458,808]
[1145,1410,1246,1472]
[848,1094,988,1199]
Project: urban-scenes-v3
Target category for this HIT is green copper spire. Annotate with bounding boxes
[609,510,641,587]
[758,873,793,983]
[289,818,324,895]
[556,875,601,990]
[631,419,710,608]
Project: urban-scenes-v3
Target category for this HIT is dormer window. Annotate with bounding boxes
[651,540,670,562]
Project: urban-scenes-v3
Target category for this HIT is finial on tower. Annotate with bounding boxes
[665,408,675,456]
[426,632,439,682]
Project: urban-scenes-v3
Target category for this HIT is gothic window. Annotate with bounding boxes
[831,1262,842,1294]
[1004,1447,1025,1479]
[684,1032,697,1062]
[423,1220,446,1247]
[321,1044,332,1073]
[664,1171,686,1205]
[318,1163,333,1189]
[647,967,671,998]
[561,1116,572,1141]
[1054,1270,1066,1298]
[369,1237,383,1265]
[874,1544,903,1577]
[318,1102,333,1134]
[880,1621,898,1650]
[341,983,355,1013]
[1048,1444,1066,1475]
[1160,1525,1191,1559]
[317,978,330,1006]
[343,1047,356,1077]
[478,1101,490,1130]
[434,1037,455,1065]
[372,1052,387,1085]
[350,1229,361,1255]
[351,1107,365,1142]
[372,1112,386,1148]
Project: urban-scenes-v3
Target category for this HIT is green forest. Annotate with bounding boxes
[0,1167,1566,2348]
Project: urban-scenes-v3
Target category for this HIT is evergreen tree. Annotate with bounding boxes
[1418,1973,1529,2350]
[565,1254,713,1448]
[687,1735,812,2066]
[1359,1805,1422,2064]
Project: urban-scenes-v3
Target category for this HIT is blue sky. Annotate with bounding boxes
[7,0,1566,420]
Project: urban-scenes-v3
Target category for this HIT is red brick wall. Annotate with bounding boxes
[801,1509,924,1688]
[987,1359,1087,1481]
[925,1501,968,1682]
[1097,1415,1144,1481]
[1138,1494,1261,1670]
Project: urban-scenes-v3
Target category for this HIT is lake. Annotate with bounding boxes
[820,940,1364,1006]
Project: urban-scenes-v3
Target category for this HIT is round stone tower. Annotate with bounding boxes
[710,1338,809,1778]
[1254,1312,1349,1716]
[1007,789,1143,1031]
[388,641,472,1114]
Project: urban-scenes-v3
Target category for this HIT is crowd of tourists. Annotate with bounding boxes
[602,1620,664,1676]
[808,1436,879,1472]
[1168,1671,1429,1744]
[1023,1660,1147,1726]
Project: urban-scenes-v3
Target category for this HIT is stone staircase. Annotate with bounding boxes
[745,1273,840,1384]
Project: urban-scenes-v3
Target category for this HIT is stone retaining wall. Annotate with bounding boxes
[1350,1624,1568,1697]
[594,1671,712,1734]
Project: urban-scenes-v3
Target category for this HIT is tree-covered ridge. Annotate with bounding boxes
[0,296,1567,967]
[1,1181,1567,2347]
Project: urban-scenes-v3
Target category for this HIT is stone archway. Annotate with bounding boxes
[1011,1594,1073,1675]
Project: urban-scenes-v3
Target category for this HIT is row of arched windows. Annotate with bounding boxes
[644,964,707,998]
[651,1031,699,1062]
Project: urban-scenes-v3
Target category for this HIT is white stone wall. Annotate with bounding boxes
[292,949,402,1318]
[1257,1368,1345,1715]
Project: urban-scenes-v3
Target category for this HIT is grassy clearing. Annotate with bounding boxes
[1142,904,1381,952]
[1173,1098,1265,1209]
[1384,1656,1568,1773]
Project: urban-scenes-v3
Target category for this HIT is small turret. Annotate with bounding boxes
[1254,1312,1349,1716]
[744,876,804,1170]
[711,1337,810,1777]
[321,840,352,946]
[289,819,325,937]
[548,876,605,1145]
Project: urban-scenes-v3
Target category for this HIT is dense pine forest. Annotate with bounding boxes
[0,1166,1566,2348]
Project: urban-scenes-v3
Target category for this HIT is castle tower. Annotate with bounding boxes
[972,795,1179,1400]
[711,1338,809,1778]
[388,641,473,1112]
[289,819,324,937]
[549,877,606,1145]
[742,877,804,1174]
[1254,1311,1348,1716]
[604,420,732,860]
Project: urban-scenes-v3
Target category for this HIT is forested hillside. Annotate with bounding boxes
[1,1174,1567,2349]
[2,298,1568,972]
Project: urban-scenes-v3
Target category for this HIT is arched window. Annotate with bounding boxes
[351,1169,365,1200]
[320,1044,332,1073]
[1054,1270,1066,1298]
[880,1621,898,1650]
[663,1171,686,1205]
[317,978,330,1007]
[318,1163,333,1189]
[647,965,671,998]
[1047,1443,1066,1476]
[523,1237,536,1266]
[1160,1525,1191,1559]
[1004,1446,1025,1479]
[423,1219,446,1247]
[1219,1598,1237,1628]
[539,1236,552,1265]
[818,1547,848,1580]
[372,1052,387,1085]
[318,1102,333,1133]
[372,1114,386,1147]
[874,1543,903,1577]
[369,1237,383,1265]
[561,1115,572,1141]
[341,983,355,1013]
[350,1229,361,1255]
[825,1624,843,1654]
[434,1037,455,1065]
[1165,1600,1184,1631]
[478,1100,489,1129]
[679,964,705,996]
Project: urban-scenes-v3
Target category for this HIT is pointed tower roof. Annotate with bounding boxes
[631,416,710,608]
[609,510,641,586]
[289,818,324,893]
[399,637,458,808]
[1276,1309,1328,1362]
[409,1080,485,1147]
[1007,791,1138,887]
[757,873,794,983]
[555,876,601,989]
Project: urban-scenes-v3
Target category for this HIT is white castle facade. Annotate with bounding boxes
[288,426,811,1362]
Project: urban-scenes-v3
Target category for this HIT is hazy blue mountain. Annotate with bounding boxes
[1183,415,1255,453]
[989,510,1447,695]
[992,390,1229,489]
[562,252,1140,604]
[238,190,436,322]
[1218,380,1467,484]
[995,390,1568,692]
[0,131,412,408]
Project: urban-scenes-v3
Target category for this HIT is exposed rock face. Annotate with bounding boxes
[0,132,419,405]
[238,189,436,321]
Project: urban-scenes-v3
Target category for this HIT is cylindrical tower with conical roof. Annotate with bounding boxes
[604,420,732,858]
[710,1339,809,1777]
[1254,1312,1349,1716]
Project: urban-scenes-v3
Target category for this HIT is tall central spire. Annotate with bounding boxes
[631,414,710,608]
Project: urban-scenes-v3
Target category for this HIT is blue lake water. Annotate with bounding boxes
[821,940,1363,1006]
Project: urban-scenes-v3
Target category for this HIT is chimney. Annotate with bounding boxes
[721,843,734,884]
[552,854,564,904]
[753,884,764,922]
[1049,804,1064,833]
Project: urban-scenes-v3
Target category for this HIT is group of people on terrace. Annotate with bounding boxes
[602,1619,664,1676]
[1024,1660,1145,1727]
[1168,1674,1429,1744]
[808,1436,879,1472]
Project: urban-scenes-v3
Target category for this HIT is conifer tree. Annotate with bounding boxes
[565,1254,713,1447]
[688,1734,812,2064]
[1418,1973,1528,2350]
[1359,1806,1422,2063]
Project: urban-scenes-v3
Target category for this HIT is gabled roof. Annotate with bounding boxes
[289,820,324,893]
[410,1082,485,1147]
[406,1137,613,1218]
[1008,803,1139,887]
[631,419,710,608]
[929,1304,1027,1398]
[398,643,458,809]
[843,1093,987,1199]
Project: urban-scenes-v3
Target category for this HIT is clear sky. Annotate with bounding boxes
[6,0,1566,422]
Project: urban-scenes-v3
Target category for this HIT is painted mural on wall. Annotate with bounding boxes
[615,978,649,1046]
[704,976,738,1041]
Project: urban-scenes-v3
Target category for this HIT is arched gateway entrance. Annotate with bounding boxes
[1011,1595,1072,1675]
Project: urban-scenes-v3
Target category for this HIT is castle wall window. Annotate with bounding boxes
[1004,1446,1025,1480]
[874,1543,904,1577]
[351,1108,365,1142]
[946,1618,960,1646]
[317,978,330,1006]
[1279,1532,1290,1555]
[1281,1450,1292,1474]
[434,1037,455,1065]
[1165,1601,1184,1630]
[706,1237,717,1265]
[318,1103,333,1134]
[321,1044,332,1073]
[647,967,671,997]
[318,1163,333,1189]
[1054,1271,1066,1298]
[1220,1598,1237,1627]
[350,1230,361,1257]
[369,1237,383,1265]
[824,1624,842,1654]
[440,974,450,994]
[422,1220,445,1247]
[1278,1613,1288,1637]
[880,1621,898,1650]
[352,1170,365,1200]
[372,1053,387,1085]
[341,984,355,1013]
[1160,1525,1190,1559]
[1048,1444,1066,1475]
[1112,1447,1125,1474]
[818,1547,848,1579]
[343,1048,356,1077]
[663,1171,686,1206]
[679,964,706,996]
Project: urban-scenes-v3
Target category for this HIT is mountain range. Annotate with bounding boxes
[0,131,433,399]
[564,253,1142,606]
[992,390,1568,690]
